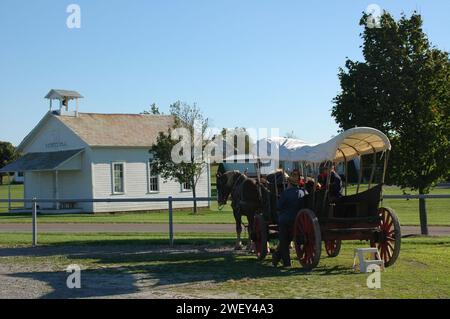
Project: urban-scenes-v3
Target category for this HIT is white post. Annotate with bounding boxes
[206,163,211,208]
[32,198,37,247]
[168,196,174,247]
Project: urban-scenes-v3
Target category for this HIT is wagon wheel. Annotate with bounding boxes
[372,207,401,267]
[294,209,321,270]
[324,239,341,257]
[254,214,268,260]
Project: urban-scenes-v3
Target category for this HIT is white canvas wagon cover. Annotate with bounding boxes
[256,127,391,163]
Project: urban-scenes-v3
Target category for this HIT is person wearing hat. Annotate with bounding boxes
[272,171,308,267]
[318,163,343,201]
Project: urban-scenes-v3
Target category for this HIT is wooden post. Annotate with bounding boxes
[356,156,363,194]
[368,152,376,190]
[344,159,348,196]
[323,161,332,216]
[380,150,389,204]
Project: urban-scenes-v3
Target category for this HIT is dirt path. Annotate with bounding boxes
[0,245,248,299]
[0,223,449,236]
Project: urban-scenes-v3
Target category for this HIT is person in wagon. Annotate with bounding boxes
[272,171,308,267]
[318,163,343,201]
[291,168,305,187]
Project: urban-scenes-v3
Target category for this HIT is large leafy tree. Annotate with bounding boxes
[0,141,19,185]
[150,101,211,213]
[332,12,450,234]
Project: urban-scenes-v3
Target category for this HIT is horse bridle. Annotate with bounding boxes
[218,172,246,211]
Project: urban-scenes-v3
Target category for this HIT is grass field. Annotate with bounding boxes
[0,184,25,212]
[0,233,448,298]
[1,184,449,226]
[0,232,235,247]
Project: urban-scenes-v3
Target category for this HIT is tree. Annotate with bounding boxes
[331,12,450,234]
[150,101,212,213]
[142,103,161,115]
[0,141,19,185]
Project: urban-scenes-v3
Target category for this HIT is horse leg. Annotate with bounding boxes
[234,210,243,250]
[246,214,269,253]
[246,214,255,252]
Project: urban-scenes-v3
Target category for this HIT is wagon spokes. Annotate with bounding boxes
[324,239,342,257]
[294,209,321,270]
[374,207,401,267]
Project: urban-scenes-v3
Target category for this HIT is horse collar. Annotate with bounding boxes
[232,174,245,190]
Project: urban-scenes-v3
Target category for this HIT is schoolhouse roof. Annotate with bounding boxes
[18,112,175,151]
[57,113,175,147]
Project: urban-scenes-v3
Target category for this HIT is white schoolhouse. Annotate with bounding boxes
[1,90,211,213]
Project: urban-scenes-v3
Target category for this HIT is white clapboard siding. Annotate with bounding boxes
[91,147,210,213]
[24,171,53,209]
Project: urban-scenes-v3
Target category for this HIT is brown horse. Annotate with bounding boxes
[216,170,282,250]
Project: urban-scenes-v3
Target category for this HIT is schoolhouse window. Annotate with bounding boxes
[148,162,160,192]
[181,180,191,191]
[112,163,125,194]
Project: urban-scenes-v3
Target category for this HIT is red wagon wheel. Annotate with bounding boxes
[254,214,268,260]
[324,239,342,257]
[372,207,401,267]
[294,209,321,270]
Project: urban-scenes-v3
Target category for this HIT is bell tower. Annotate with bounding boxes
[45,89,84,117]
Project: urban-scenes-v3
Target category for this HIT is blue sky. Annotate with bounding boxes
[1,0,449,146]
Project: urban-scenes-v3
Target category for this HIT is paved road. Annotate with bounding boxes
[0,223,449,236]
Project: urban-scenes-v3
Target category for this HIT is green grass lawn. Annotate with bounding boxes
[0,232,236,247]
[0,184,25,212]
[1,184,449,226]
[0,233,448,298]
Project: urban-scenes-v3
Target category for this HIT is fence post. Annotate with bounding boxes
[32,198,37,247]
[8,179,11,212]
[168,196,174,247]
[419,195,429,236]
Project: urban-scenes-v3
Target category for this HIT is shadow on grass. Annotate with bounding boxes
[3,239,353,298]
[0,238,235,257]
